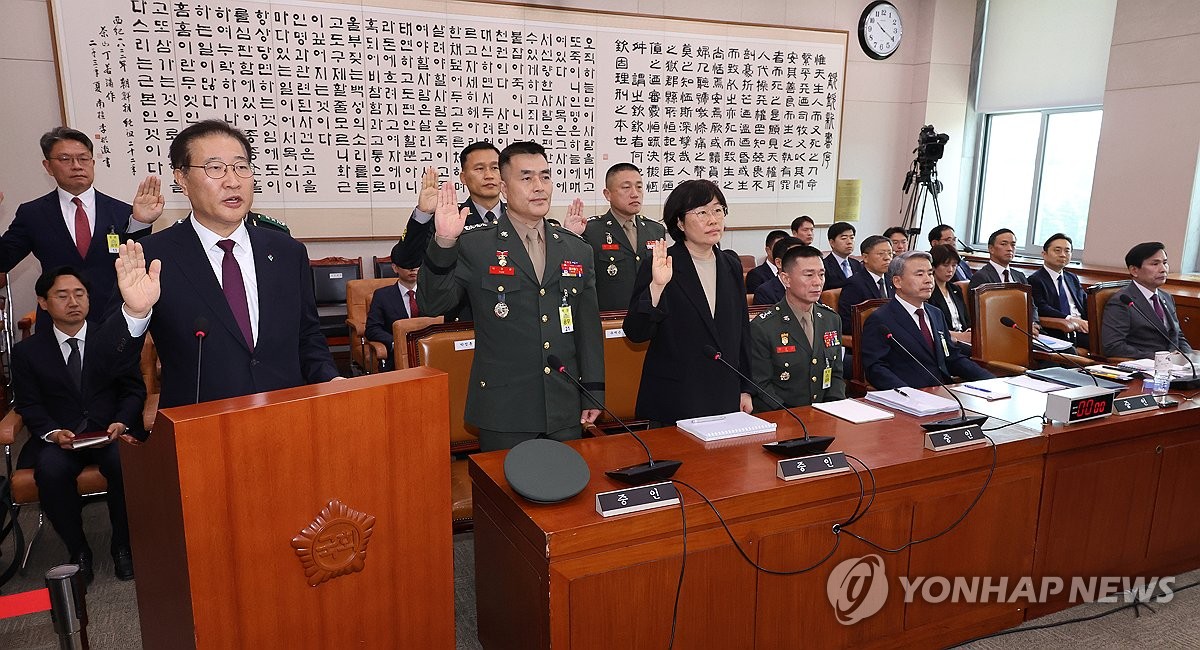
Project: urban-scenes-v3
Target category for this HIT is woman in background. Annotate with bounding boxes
[623,180,752,427]
[929,243,972,345]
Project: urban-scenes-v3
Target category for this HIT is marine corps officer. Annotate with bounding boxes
[749,245,845,411]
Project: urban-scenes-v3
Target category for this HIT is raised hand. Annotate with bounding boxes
[563,198,586,235]
[416,166,440,214]
[650,239,673,288]
[115,240,161,318]
[432,180,470,240]
[131,175,165,224]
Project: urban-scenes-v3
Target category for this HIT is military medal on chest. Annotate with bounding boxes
[496,250,509,267]
[494,290,509,319]
[605,231,613,245]
[780,370,791,381]
[607,262,618,276]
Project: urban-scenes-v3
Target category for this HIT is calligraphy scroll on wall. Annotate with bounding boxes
[51,0,846,235]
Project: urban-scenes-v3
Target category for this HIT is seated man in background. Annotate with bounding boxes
[753,236,804,305]
[883,226,909,254]
[1102,242,1193,359]
[927,225,973,280]
[822,221,863,290]
[1029,233,1090,350]
[365,242,421,371]
[583,163,667,311]
[12,267,146,583]
[969,227,1040,330]
[838,234,894,325]
[749,245,845,411]
[745,229,790,294]
[861,251,994,389]
[791,215,816,246]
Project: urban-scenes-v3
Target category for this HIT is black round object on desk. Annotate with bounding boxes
[503,439,590,503]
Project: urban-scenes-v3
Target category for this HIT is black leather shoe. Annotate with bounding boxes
[112,547,134,581]
[70,550,95,585]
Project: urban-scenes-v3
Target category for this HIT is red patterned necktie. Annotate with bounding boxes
[408,288,419,318]
[916,308,935,351]
[71,197,90,258]
[216,239,254,348]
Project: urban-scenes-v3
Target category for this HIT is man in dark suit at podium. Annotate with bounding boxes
[12,267,146,583]
[95,120,339,409]
[1,128,163,329]
[861,251,993,389]
[366,242,421,371]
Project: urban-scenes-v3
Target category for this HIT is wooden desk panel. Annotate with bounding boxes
[471,407,1045,649]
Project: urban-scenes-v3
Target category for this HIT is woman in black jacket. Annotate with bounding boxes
[928,244,972,341]
[623,180,753,426]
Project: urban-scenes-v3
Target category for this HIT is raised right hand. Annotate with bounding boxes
[115,240,161,318]
[416,166,440,214]
[650,239,673,288]
[432,181,470,240]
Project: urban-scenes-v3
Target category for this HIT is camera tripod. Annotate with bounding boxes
[899,159,943,239]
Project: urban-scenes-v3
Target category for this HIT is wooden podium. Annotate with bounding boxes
[120,368,454,649]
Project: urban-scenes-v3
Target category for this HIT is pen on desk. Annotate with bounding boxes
[894,388,910,397]
[964,384,993,393]
[691,415,726,423]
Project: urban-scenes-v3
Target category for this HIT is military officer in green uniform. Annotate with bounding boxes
[750,245,846,411]
[582,163,667,311]
[418,141,604,451]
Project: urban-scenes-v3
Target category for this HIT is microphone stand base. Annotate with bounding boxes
[606,459,683,486]
[921,415,987,432]
[762,435,835,457]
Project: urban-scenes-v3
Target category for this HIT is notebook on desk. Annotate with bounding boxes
[1025,367,1124,391]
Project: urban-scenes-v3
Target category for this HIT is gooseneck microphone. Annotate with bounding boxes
[1126,300,1199,383]
[546,355,681,485]
[701,344,834,457]
[193,316,209,405]
[881,328,986,431]
[999,316,1100,387]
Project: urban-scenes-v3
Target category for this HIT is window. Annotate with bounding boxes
[973,108,1102,254]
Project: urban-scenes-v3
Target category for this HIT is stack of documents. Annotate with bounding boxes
[1117,358,1198,380]
[865,389,959,417]
[812,399,895,424]
[676,411,777,442]
[1034,334,1075,352]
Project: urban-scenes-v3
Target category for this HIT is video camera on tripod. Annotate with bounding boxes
[900,124,951,236]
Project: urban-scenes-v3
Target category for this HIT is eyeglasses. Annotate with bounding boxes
[185,161,255,179]
[685,205,727,221]
[48,155,94,165]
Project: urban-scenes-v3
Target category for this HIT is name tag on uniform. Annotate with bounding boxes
[823,366,832,389]
[941,334,950,357]
[775,345,795,353]
[601,243,620,251]
[107,232,121,253]
[559,305,574,333]
[489,266,515,276]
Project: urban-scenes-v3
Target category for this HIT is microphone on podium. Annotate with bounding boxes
[193,316,209,405]
[546,355,681,485]
[701,344,834,457]
[880,328,986,431]
[998,316,1100,387]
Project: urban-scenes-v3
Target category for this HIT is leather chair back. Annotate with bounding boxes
[600,317,650,424]
[850,298,889,388]
[1087,280,1130,358]
[373,255,398,279]
[392,316,444,369]
[409,322,480,453]
[821,288,841,317]
[971,283,1034,370]
[310,256,364,306]
[345,278,399,372]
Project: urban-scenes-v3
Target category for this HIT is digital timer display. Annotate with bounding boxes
[1067,394,1114,422]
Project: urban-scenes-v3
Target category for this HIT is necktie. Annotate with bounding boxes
[484,210,496,224]
[877,277,887,298]
[1151,294,1167,325]
[524,230,544,283]
[841,259,852,278]
[623,218,638,249]
[1002,269,1011,283]
[66,338,82,390]
[71,197,90,258]
[216,239,254,348]
[916,308,935,352]
[799,312,813,348]
[1057,275,1071,314]
[407,288,419,318]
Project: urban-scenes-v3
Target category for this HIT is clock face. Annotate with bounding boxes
[859,1,903,60]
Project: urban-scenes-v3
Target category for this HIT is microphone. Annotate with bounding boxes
[193,316,208,404]
[998,316,1099,387]
[880,328,986,431]
[546,355,681,485]
[701,344,834,457]
[1126,300,1198,383]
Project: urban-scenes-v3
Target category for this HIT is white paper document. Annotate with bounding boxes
[812,399,895,424]
[676,411,777,442]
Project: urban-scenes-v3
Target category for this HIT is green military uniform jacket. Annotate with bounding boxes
[583,211,667,311]
[418,213,605,433]
[749,299,846,412]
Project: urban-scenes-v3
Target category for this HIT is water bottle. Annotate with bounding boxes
[1150,351,1172,402]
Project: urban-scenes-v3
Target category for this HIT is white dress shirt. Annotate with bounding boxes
[56,186,150,244]
[1042,265,1081,318]
[42,323,88,440]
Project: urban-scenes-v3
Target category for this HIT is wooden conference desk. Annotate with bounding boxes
[471,379,1200,649]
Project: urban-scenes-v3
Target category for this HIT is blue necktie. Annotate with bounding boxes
[841,259,852,278]
[1056,275,1071,314]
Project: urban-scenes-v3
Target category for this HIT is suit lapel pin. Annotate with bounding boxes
[552,233,559,240]
[267,254,274,262]
[500,231,509,238]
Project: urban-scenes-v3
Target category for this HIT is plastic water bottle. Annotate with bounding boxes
[1150,351,1173,402]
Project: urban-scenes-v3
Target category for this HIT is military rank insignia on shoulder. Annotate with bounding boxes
[247,212,290,234]
[758,309,775,320]
[463,221,495,233]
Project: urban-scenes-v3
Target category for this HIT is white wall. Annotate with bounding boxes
[1082,0,1200,270]
[0,0,978,319]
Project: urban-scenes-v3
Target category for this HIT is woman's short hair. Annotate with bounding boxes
[662,179,727,242]
[929,243,961,268]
